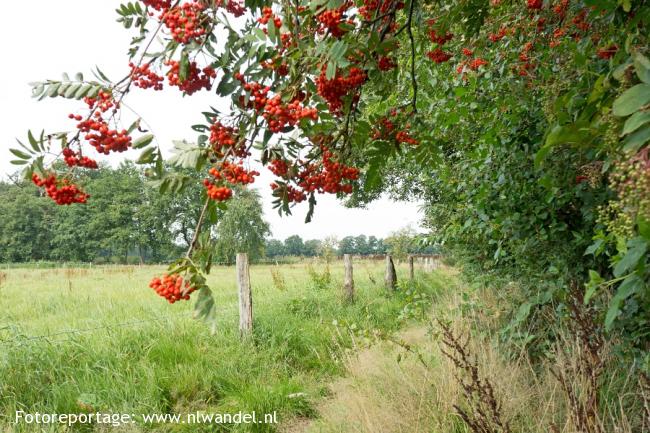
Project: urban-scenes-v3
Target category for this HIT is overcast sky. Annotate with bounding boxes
[0,1,423,240]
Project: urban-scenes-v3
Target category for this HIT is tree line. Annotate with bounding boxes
[0,165,431,264]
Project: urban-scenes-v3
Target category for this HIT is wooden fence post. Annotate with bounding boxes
[408,255,414,281]
[236,253,253,338]
[384,255,397,291]
[343,254,354,302]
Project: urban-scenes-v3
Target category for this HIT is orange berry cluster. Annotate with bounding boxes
[142,0,171,11]
[32,174,89,205]
[130,62,164,90]
[372,111,418,146]
[427,48,452,63]
[209,163,259,185]
[210,121,237,148]
[258,6,282,29]
[149,274,196,303]
[204,181,233,201]
[427,19,453,64]
[377,56,397,71]
[263,95,318,133]
[234,72,271,111]
[295,147,359,196]
[269,158,289,177]
[161,1,208,44]
[165,60,216,95]
[72,92,132,155]
[316,67,366,113]
[62,148,98,169]
[317,5,353,39]
[359,0,403,21]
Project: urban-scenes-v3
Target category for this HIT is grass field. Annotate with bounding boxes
[0,260,447,432]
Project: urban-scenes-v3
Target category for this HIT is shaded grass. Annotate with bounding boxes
[0,260,439,432]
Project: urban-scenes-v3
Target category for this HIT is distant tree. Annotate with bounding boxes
[214,188,270,264]
[0,182,53,262]
[303,239,321,257]
[284,235,305,256]
[367,235,380,254]
[338,236,356,255]
[265,239,285,257]
[354,235,369,255]
[319,236,338,263]
[383,227,417,260]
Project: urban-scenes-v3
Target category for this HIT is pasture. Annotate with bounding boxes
[0,260,446,432]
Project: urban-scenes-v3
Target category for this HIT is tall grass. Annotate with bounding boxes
[0,260,435,432]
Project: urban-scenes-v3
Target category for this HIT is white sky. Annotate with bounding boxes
[0,1,423,240]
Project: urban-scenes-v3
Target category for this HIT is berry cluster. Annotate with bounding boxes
[32,174,89,205]
[165,60,216,95]
[161,1,208,44]
[129,62,164,90]
[208,163,259,185]
[316,67,366,113]
[527,0,543,10]
[427,48,452,64]
[296,148,359,195]
[377,56,397,71]
[71,91,132,155]
[149,274,196,303]
[234,72,271,111]
[597,44,618,60]
[142,0,171,11]
[258,7,282,30]
[210,121,237,148]
[62,148,98,169]
[269,158,289,177]
[204,181,233,201]
[317,5,352,39]
[488,27,507,43]
[359,0,403,21]
[219,0,245,17]
[427,20,453,64]
[263,95,318,133]
[372,111,418,145]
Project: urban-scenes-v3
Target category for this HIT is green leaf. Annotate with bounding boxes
[179,51,190,83]
[612,84,650,117]
[75,84,92,99]
[64,84,82,99]
[10,159,29,165]
[534,144,552,168]
[136,147,156,164]
[605,275,643,330]
[613,237,647,277]
[325,61,337,80]
[621,110,650,136]
[622,125,650,153]
[584,270,604,304]
[584,238,604,256]
[193,287,217,334]
[132,134,154,149]
[27,130,40,153]
[638,215,650,241]
[9,148,31,160]
[633,53,650,84]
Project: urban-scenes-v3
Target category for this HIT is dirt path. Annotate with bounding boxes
[280,324,441,433]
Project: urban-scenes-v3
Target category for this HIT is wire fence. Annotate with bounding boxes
[0,313,189,347]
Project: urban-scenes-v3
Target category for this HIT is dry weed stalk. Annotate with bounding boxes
[436,319,511,433]
[271,266,287,291]
[551,283,606,433]
[641,372,650,432]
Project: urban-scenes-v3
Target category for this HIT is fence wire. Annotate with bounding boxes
[0,313,188,346]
